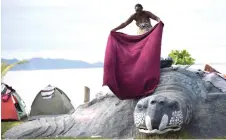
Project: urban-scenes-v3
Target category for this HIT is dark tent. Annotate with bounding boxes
[29,85,75,120]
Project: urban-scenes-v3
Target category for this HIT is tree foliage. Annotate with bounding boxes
[1,60,29,79]
[168,49,195,65]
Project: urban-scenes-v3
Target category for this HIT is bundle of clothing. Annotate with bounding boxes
[203,64,226,92]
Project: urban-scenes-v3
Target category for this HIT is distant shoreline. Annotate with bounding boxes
[9,67,103,72]
[194,63,226,65]
[2,57,225,71]
[1,58,104,71]
[8,63,226,72]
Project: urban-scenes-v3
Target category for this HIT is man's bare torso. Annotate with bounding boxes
[134,11,152,27]
[111,5,160,33]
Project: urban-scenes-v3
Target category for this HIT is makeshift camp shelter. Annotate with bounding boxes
[29,85,75,119]
[1,83,28,121]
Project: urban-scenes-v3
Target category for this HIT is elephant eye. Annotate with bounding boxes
[150,100,156,104]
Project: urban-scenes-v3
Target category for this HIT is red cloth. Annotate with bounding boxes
[103,22,164,100]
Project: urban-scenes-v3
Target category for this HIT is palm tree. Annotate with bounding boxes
[168,49,195,65]
[1,60,29,79]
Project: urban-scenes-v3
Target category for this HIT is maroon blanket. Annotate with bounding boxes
[103,22,164,100]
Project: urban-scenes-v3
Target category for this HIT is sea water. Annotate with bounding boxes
[3,64,226,112]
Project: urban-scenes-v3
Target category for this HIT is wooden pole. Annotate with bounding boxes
[84,86,90,103]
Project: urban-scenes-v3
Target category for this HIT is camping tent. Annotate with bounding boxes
[29,85,75,119]
[1,83,28,121]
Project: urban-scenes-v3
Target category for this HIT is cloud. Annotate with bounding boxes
[1,0,226,63]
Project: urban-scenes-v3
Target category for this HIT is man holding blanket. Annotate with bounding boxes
[111,3,161,35]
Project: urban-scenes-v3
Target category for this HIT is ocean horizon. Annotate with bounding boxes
[3,64,226,113]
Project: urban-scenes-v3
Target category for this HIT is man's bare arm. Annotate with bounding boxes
[111,14,135,32]
[146,11,160,22]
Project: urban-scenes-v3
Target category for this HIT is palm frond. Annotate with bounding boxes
[1,60,29,78]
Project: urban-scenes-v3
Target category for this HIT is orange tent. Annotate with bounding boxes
[1,94,19,120]
[1,83,28,121]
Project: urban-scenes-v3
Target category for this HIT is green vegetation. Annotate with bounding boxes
[168,49,195,65]
[1,60,29,79]
[1,121,22,137]
[1,121,103,139]
[136,130,194,139]
[2,122,226,139]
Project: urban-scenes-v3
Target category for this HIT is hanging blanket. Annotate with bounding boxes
[103,21,164,100]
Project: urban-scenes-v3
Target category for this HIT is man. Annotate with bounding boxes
[111,4,161,35]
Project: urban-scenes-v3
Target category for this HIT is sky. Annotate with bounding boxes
[1,0,226,63]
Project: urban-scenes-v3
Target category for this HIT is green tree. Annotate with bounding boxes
[168,49,195,65]
[1,60,29,79]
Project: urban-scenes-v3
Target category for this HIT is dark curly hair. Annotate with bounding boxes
[135,3,143,9]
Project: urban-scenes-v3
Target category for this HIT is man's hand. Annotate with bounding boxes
[111,28,117,32]
[156,17,161,22]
